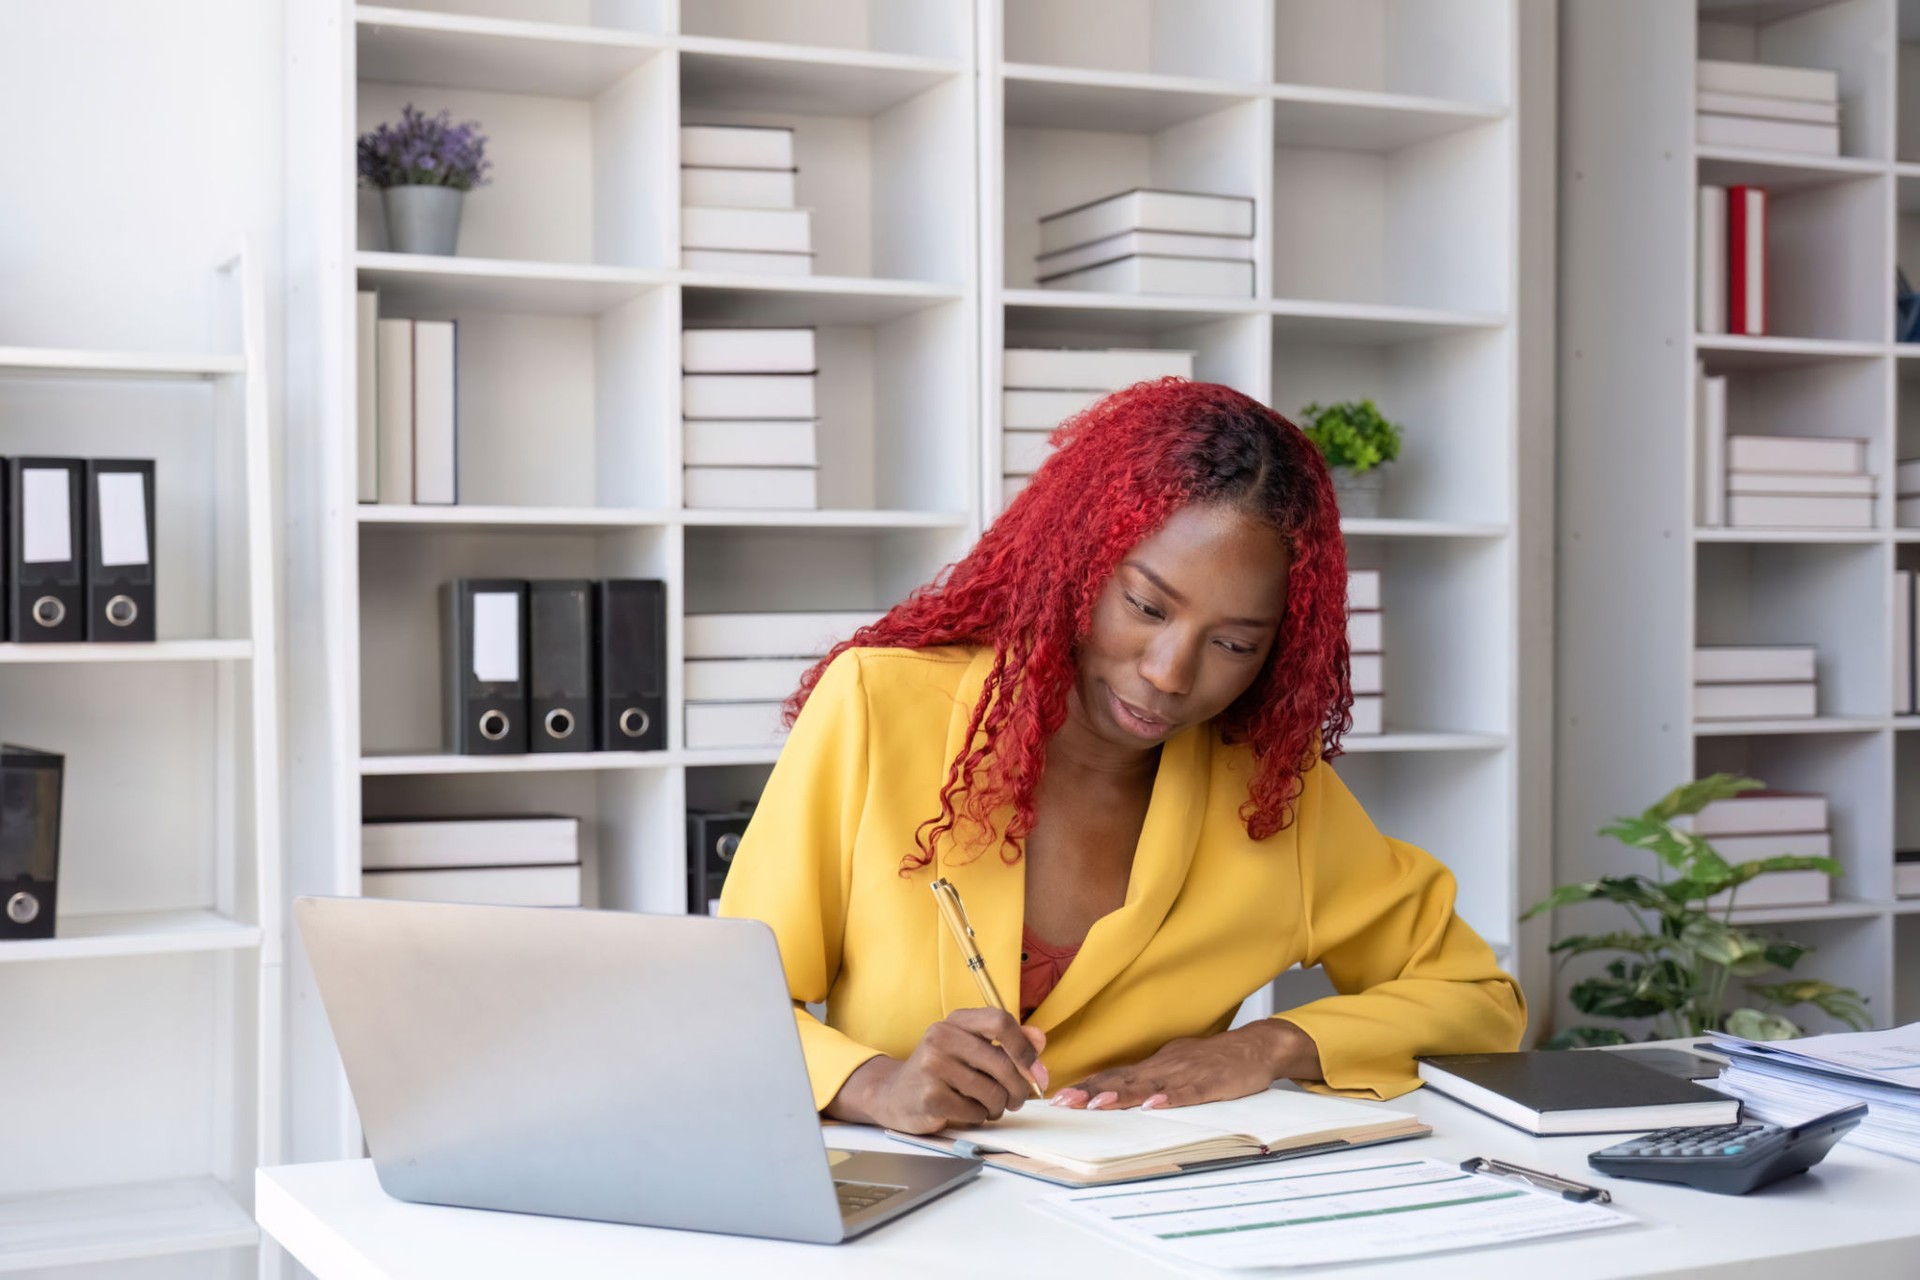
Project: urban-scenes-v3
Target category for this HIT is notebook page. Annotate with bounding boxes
[1158,1086,1406,1145]
[943,1105,1230,1164]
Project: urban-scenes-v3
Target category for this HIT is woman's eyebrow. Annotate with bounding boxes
[1123,561,1278,629]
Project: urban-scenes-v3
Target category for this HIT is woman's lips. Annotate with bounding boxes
[1107,686,1172,739]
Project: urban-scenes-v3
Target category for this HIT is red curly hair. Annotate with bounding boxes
[785,378,1351,868]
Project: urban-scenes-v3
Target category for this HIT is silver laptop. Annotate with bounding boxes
[294,896,981,1243]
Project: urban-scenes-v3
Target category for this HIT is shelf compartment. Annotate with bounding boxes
[356,253,669,315]
[679,38,963,116]
[1271,85,1505,152]
[1695,334,1887,370]
[1697,146,1886,192]
[0,1176,255,1273]
[680,277,964,326]
[1003,0,1268,84]
[1001,64,1266,134]
[1001,290,1266,333]
[0,348,244,380]
[1271,0,1512,109]
[354,6,667,99]
[0,911,260,964]
[683,524,964,616]
[1698,0,1891,163]
[681,0,968,62]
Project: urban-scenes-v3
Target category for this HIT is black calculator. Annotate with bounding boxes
[1587,1103,1867,1194]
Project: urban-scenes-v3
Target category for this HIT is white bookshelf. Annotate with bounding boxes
[1561,0,1920,1038]
[0,257,282,1275]
[284,0,1522,1160]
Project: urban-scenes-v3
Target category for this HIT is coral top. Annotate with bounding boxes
[1020,924,1082,1021]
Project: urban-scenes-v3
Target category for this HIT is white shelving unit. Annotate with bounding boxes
[284,0,1522,1161]
[1561,0,1920,1036]
[0,255,282,1276]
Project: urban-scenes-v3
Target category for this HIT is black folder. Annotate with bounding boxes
[443,579,529,755]
[0,745,64,940]
[6,458,85,643]
[595,579,666,751]
[84,459,157,642]
[528,579,596,753]
[687,808,753,915]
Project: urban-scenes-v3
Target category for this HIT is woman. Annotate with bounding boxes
[718,379,1523,1136]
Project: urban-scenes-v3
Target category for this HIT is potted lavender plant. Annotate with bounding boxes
[358,104,492,256]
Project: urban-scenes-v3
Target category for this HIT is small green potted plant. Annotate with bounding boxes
[358,104,493,256]
[1299,399,1403,518]
[1528,774,1870,1047]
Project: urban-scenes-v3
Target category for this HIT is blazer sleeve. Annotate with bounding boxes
[716,650,888,1110]
[1275,762,1527,1100]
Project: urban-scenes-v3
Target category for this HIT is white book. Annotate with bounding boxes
[682,328,815,374]
[1348,610,1382,654]
[681,206,813,253]
[1727,471,1874,496]
[684,610,882,660]
[683,465,817,510]
[1037,254,1254,298]
[684,657,815,703]
[1038,189,1256,255]
[1708,830,1833,861]
[680,124,793,169]
[1705,868,1833,911]
[683,373,816,420]
[1035,230,1254,277]
[1002,347,1195,390]
[361,863,582,907]
[375,317,413,506]
[1693,681,1817,720]
[1897,458,1920,495]
[1697,187,1727,336]
[685,700,790,751]
[412,319,457,506]
[1348,569,1381,612]
[1900,570,1915,715]
[1002,430,1053,477]
[682,419,817,467]
[1350,653,1384,696]
[1694,646,1816,684]
[356,291,379,503]
[1696,90,1840,124]
[1001,474,1030,506]
[1898,852,1920,897]
[682,247,813,276]
[1697,113,1840,156]
[1726,435,1867,475]
[361,816,580,871]
[1727,494,1873,529]
[1004,388,1100,430]
[1684,792,1828,836]
[1696,59,1839,104]
[1698,369,1726,526]
[681,166,797,209]
[1349,694,1383,736]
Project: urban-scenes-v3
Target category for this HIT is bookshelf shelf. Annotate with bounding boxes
[1726,899,1890,927]
[0,640,253,664]
[357,505,674,532]
[0,911,261,965]
[1692,716,1892,737]
[0,347,245,379]
[1269,86,1507,152]
[355,252,668,316]
[677,509,969,530]
[359,752,676,777]
[1693,334,1887,369]
[1696,145,1886,190]
[1267,299,1508,343]
[1339,519,1510,539]
[0,1176,257,1274]
[1338,732,1509,755]
[353,6,667,98]
[1694,527,1888,544]
[678,39,962,115]
[1001,64,1265,133]
[681,276,965,325]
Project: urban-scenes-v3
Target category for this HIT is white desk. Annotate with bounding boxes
[258,1087,1920,1279]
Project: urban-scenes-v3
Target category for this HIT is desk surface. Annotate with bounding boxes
[258,1087,1920,1279]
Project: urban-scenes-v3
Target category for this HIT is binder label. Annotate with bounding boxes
[472,591,520,682]
[21,469,71,563]
[96,472,150,567]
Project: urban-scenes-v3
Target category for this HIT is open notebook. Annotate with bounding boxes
[889,1086,1430,1187]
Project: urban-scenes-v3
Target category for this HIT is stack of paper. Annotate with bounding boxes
[682,328,820,510]
[1709,1025,1920,1163]
[682,610,881,749]
[1678,791,1833,910]
[1035,189,1255,296]
[1697,59,1841,156]
[1348,569,1383,735]
[999,347,1194,505]
[681,125,813,275]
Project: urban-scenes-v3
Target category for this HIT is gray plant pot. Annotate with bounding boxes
[1331,467,1384,518]
[383,184,465,256]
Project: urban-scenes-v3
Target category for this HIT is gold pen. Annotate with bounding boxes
[930,877,1046,1099]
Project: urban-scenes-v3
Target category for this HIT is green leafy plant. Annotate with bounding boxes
[1299,399,1404,474]
[1525,774,1871,1048]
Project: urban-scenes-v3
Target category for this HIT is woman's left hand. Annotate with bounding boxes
[1051,1019,1321,1111]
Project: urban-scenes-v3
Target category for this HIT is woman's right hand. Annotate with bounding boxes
[826,1010,1048,1134]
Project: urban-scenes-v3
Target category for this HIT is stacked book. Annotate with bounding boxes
[683,610,881,750]
[1036,189,1255,297]
[1695,183,1767,336]
[1693,645,1816,722]
[1680,791,1834,909]
[360,816,582,907]
[1700,426,1875,531]
[356,294,457,505]
[682,328,819,510]
[1348,570,1382,736]
[1697,59,1841,157]
[1001,346,1195,505]
[681,125,812,276]
[1896,459,1920,528]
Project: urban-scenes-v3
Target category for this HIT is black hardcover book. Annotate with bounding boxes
[1416,1050,1740,1135]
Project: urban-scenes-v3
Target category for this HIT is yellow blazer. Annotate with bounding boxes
[719,646,1525,1110]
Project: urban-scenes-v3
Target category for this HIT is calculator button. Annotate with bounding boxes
[1722,1144,1746,1155]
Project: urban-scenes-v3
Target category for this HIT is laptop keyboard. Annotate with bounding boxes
[835,1179,906,1215]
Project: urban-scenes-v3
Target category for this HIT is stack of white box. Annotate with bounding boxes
[1348,570,1383,735]
[1685,792,1835,910]
[1693,646,1817,722]
[1035,188,1255,297]
[1000,347,1195,505]
[684,610,883,750]
[681,125,813,275]
[682,328,820,510]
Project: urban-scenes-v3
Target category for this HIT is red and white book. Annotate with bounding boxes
[1728,185,1767,336]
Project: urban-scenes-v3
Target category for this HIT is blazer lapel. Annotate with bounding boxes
[1026,721,1211,1033]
